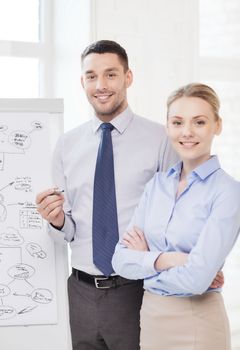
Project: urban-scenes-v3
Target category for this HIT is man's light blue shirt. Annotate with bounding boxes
[112,156,240,296]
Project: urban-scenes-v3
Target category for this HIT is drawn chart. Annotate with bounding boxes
[0,112,58,326]
[0,121,43,171]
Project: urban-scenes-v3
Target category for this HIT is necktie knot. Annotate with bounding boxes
[100,123,114,132]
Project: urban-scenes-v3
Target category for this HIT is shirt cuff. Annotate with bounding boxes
[48,222,66,244]
[142,251,162,276]
[60,214,75,242]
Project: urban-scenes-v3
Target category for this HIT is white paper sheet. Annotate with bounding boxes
[0,112,58,326]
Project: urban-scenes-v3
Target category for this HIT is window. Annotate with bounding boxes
[0,0,39,42]
[0,0,52,98]
[0,57,39,97]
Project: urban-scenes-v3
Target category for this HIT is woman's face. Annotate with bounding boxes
[167,96,222,169]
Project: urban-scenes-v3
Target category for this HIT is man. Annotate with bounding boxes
[36,40,222,350]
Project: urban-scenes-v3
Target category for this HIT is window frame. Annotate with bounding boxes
[0,0,53,97]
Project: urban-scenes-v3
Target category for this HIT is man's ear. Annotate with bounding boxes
[125,69,133,88]
[81,76,84,89]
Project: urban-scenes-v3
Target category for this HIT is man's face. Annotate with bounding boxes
[81,53,132,121]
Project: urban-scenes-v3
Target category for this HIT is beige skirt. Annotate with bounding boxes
[140,291,231,350]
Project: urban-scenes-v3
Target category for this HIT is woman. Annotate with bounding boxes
[112,83,240,350]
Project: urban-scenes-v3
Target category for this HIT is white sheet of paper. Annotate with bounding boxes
[0,112,58,326]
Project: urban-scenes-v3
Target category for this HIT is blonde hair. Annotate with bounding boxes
[167,83,220,120]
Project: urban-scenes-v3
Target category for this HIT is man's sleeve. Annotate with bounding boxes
[158,130,179,172]
[48,136,76,243]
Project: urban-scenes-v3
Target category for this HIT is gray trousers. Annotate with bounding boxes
[68,273,144,350]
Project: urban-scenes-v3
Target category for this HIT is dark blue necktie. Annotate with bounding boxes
[92,123,119,276]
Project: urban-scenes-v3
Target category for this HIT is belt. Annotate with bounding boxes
[72,268,137,289]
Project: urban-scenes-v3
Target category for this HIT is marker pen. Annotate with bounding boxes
[52,189,65,195]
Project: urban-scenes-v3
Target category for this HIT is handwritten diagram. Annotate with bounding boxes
[0,227,51,321]
[0,113,58,326]
[0,121,43,170]
[0,194,7,222]
[0,179,42,228]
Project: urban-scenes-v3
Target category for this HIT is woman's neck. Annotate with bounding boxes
[181,155,211,178]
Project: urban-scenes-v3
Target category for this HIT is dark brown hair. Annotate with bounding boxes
[81,40,129,72]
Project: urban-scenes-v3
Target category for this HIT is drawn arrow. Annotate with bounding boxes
[7,202,25,206]
[18,305,38,314]
[13,292,31,297]
[0,181,15,192]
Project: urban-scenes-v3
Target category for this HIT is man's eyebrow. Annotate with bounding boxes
[105,67,119,72]
[84,70,95,75]
[84,67,119,75]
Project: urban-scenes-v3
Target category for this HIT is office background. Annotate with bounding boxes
[0,0,239,348]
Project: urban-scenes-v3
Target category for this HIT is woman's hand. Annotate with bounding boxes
[155,254,225,290]
[155,251,189,271]
[210,270,224,289]
[122,226,149,251]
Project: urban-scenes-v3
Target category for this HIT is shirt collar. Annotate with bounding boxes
[167,155,221,180]
[167,161,182,178]
[92,106,134,134]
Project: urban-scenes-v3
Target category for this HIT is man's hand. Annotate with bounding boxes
[210,271,224,289]
[36,188,65,229]
[122,227,149,251]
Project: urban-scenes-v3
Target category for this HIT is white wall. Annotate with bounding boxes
[52,0,198,130]
[52,0,92,131]
[91,0,198,123]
